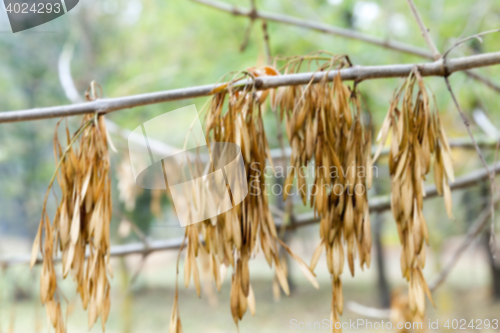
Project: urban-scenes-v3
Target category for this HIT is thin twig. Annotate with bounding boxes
[407,0,492,189]
[407,0,499,254]
[446,78,498,253]
[443,28,500,59]
[347,301,391,319]
[429,200,499,291]
[444,78,498,197]
[239,0,257,52]
[263,10,290,235]
[290,162,500,229]
[192,0,431,58]
[350,200,498,309]
[475,108,500,257]
[113,111,500,162]
[114,215,152,284]
[4,163,499,268]
[1,238,187,268]
[130,258,149,284]
[463,70,500,94]
[2,52,500,123]
[239,19,255,52]
[191,0,500,94]
[261,20,272,65]
[406,0,441,59]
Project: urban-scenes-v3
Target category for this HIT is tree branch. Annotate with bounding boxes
[465,70,500,94]
[193,0,431,58]
[428,201,498,291]
[1,163,498,267]
[1,52,500,123]
[406,0,441,59]
[261,19,272,65]
[191,0,500,94]
[287,162,500,229]
[405,0,499,253]
[2,163,499,268]
[407,0,494,176]
[444,76,499,248]
[1,238,185,268]
[347,301,391,319]
[239,19,255,52]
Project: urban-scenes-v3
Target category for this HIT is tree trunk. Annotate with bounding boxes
[372,175,391,308]
[373,213,391,308]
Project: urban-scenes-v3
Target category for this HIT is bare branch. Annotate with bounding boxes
[261,20,272,65]
[465,70,500,94]
[429,201,498,291]
[444,78,498,194]
[108,115,500,165]
[1,52,500,123]
[191,0,500,94]
[406,0,441,59]
[1,237,185,268]
[239,19,255,52]
[446,77,499,253]
[288,162,500,229]
[347,301,391,319]
[109,117,500,163]
[117,217,152,284]
[409,2,495,194]
[407,0,499,254]
[2,163,500,268]
[192,0,431,58]
[443,28,500,59]
[351,197,497,307]
[239,0,257,52]
[405,0,499,253]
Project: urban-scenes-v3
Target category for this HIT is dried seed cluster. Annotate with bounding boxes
[31,114,113,332]
[172,68,318,331]
[28,59,457,332]
[374,69,454,317]
[275,57,373,330]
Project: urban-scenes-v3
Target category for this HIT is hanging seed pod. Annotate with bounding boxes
[374,68,453,318]
[31,112,113,332]
[276,54,373,332]
[169,293,183,333]
[171,67,319,330]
